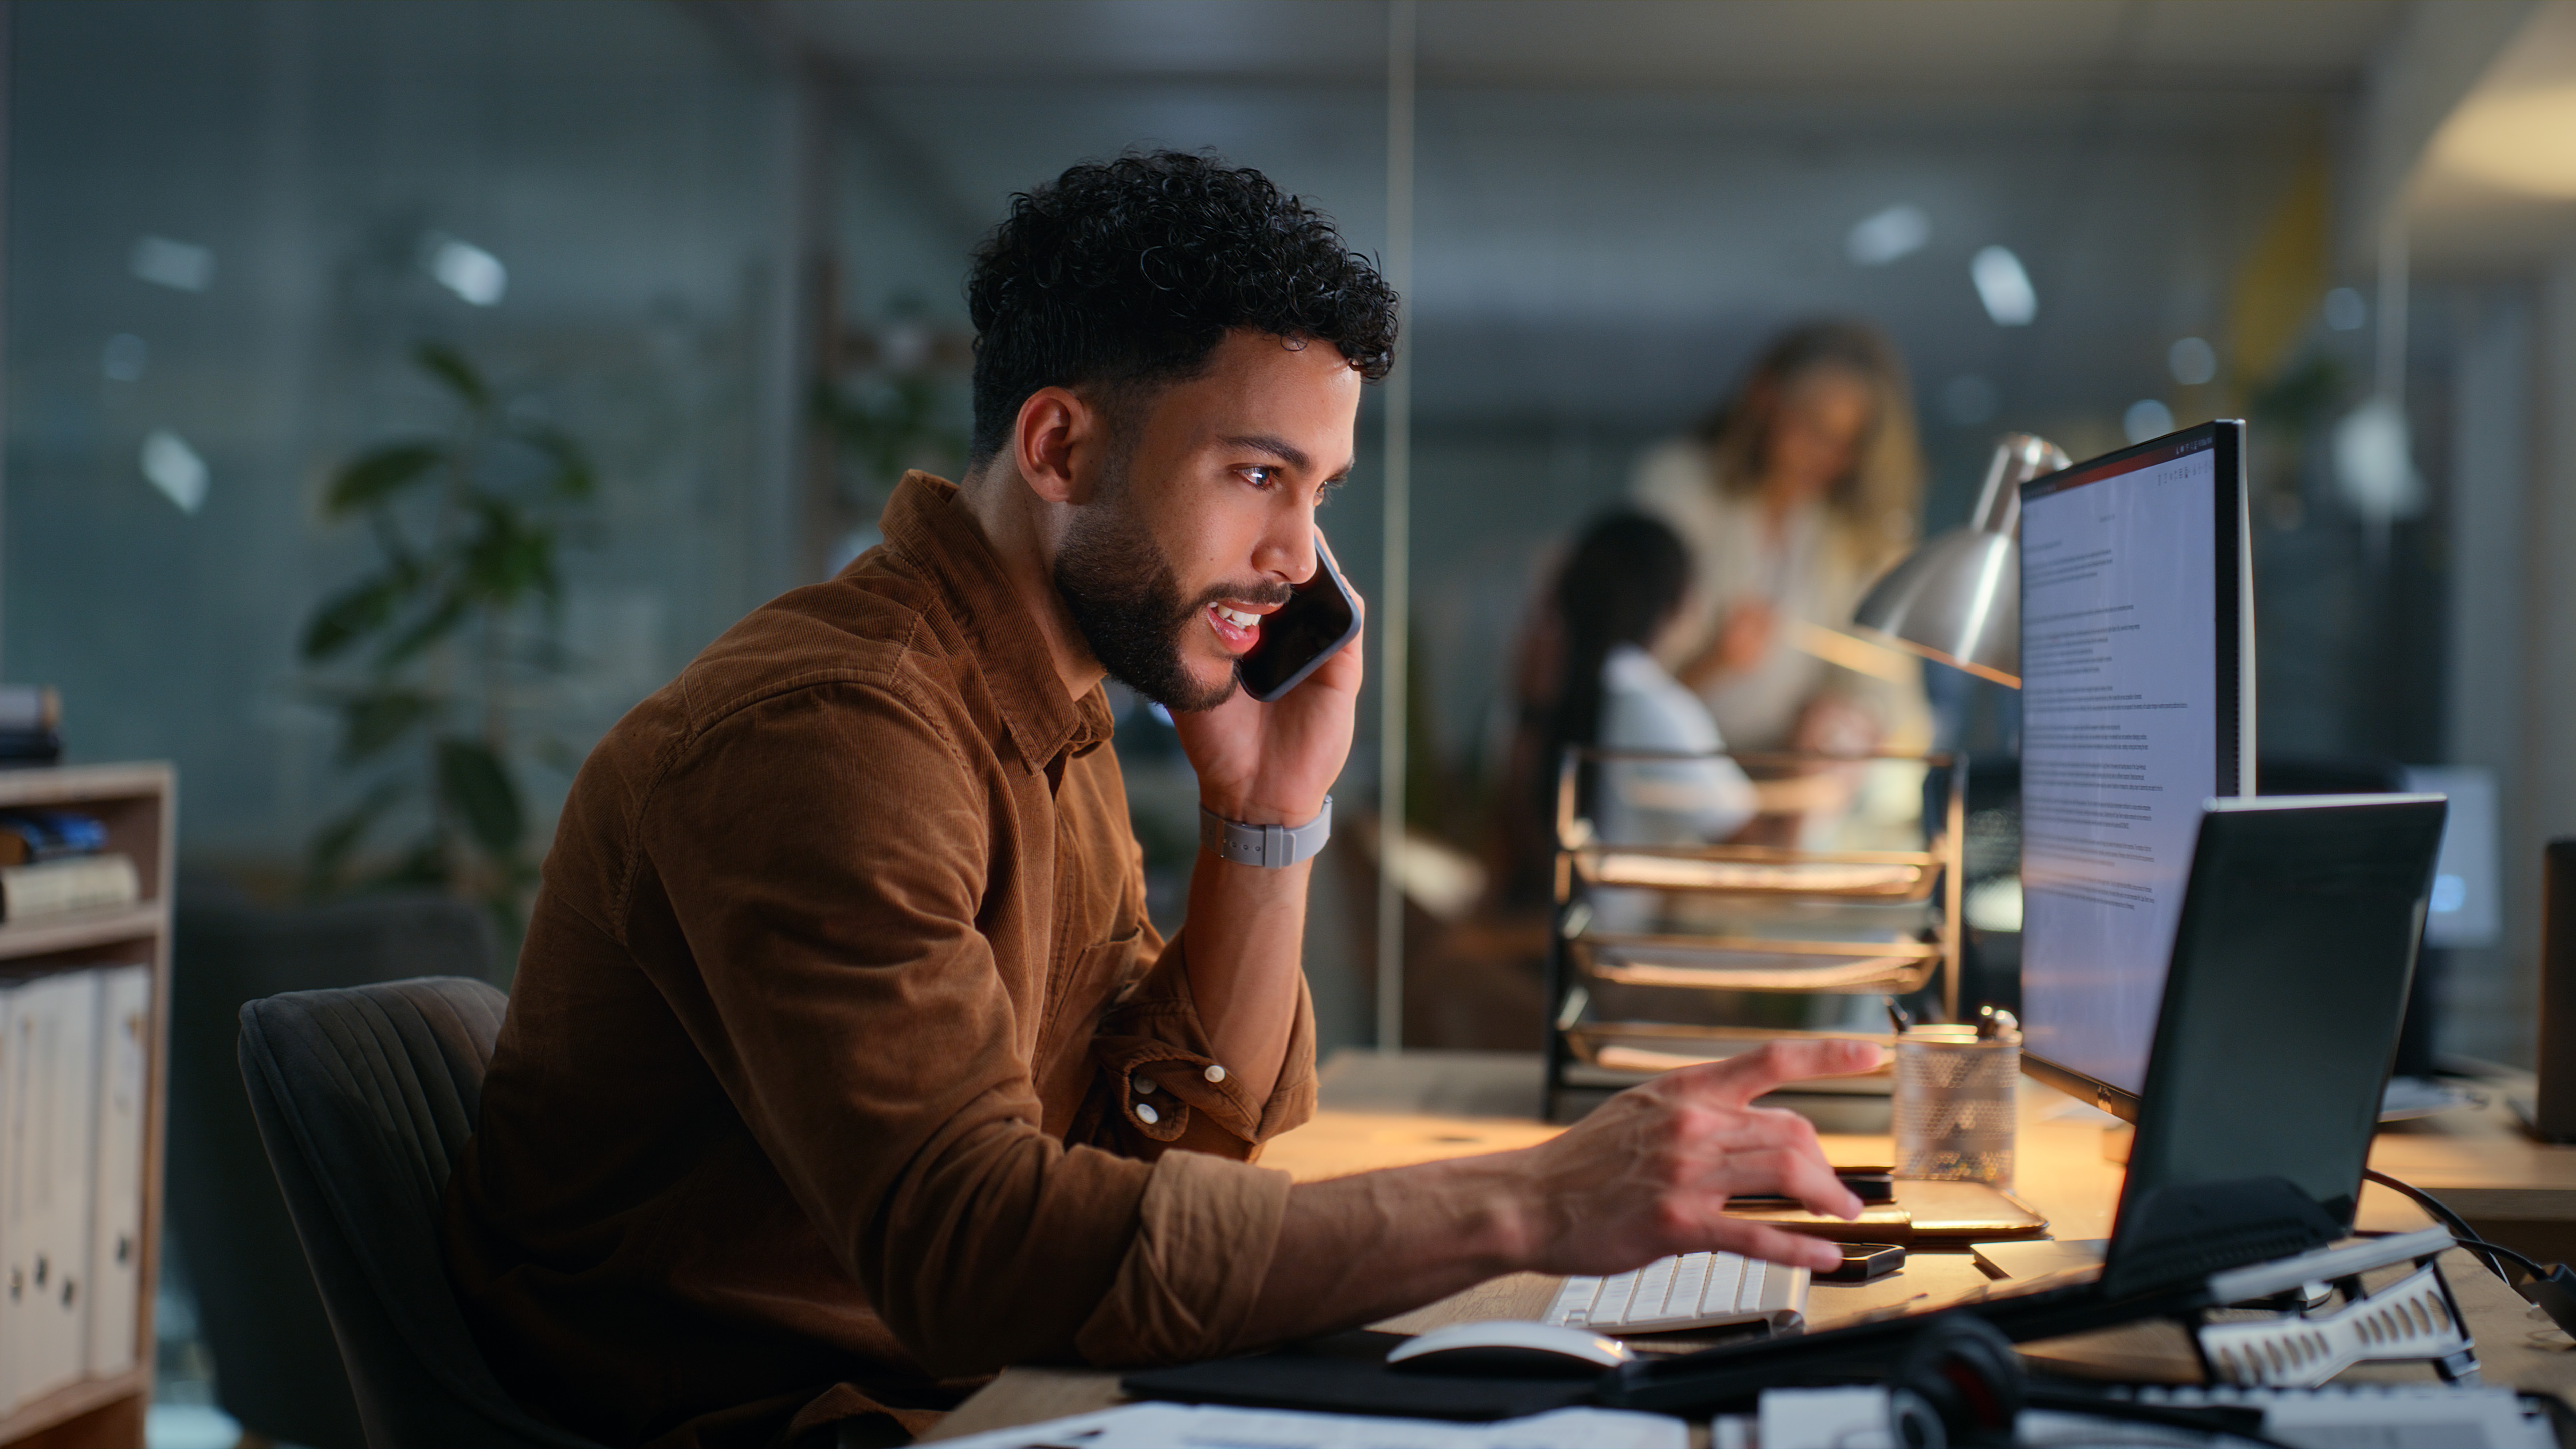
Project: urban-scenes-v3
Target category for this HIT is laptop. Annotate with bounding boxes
[1601,793,2450,1411]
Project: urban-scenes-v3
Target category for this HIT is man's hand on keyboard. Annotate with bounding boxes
[1241,1036,1883,1346]
[1514,1038,1884,1277]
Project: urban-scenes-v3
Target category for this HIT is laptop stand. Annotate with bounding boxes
[2186,1226,2478,1387]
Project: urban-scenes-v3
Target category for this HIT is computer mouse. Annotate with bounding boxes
[1383,1320,1636,1377]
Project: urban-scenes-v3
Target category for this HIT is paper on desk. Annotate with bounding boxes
[930,1402,1684,1449]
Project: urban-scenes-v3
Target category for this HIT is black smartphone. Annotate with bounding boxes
[1238,533,1361,703]
[1819,1242,1906,1283]
[1728,1172,1896,1211]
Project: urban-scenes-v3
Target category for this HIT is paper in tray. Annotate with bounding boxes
[1587,852,1929,896]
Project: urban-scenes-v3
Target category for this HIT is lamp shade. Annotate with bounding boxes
[1850,433,2068,688]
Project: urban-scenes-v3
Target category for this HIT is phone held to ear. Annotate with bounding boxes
[1238,533,1361,703]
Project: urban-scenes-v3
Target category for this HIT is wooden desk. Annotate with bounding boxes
[925,1051,2576,1441]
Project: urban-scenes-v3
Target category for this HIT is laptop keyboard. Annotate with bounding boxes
[1544,1251,1810,1334]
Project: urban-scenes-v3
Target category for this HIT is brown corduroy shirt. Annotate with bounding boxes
[442,472,1317,1449]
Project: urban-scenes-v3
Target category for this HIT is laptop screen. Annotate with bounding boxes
[2103,794,2445,1291]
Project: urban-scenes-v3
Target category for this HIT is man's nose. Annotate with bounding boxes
[1255,509,1318,585]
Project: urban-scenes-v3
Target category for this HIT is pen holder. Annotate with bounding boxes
[1893,1025,2017,1185]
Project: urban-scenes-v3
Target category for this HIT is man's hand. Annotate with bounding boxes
[1171,565,1363,827]
[1244,1038,1887,1343]
[1511,1039,1884,1275]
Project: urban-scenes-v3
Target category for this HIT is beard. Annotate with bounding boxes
[1053,462,1282,714]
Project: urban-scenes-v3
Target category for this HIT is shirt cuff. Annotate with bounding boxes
[1092,934,1317,1159]
[1070,1147,1293,1366]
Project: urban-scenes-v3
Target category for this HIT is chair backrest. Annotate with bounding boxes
[237,977,601,1449]
[172,888,500,1448]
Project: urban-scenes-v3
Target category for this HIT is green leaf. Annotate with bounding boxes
[373,592,468,670]
[462,501,555,605]
[437,735,524,856]
[302,574,405,660]
[304,779,405,896]
[520,426,597,500]
[339,689,437,762]
[366,839,451,891]
[325,442,444,516]
[415,341,492,413]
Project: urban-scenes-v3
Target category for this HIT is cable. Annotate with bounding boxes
[2363,1168,2539,1282]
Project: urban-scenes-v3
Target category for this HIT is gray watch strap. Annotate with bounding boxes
[1199,796,1332,868]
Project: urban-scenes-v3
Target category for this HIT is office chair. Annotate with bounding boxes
[237,977,604,1449]
[171,885,501,1448]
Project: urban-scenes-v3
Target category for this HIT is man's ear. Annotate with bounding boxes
[1013,387,1104,506]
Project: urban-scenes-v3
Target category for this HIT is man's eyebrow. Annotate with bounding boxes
[1223,434,1313,472]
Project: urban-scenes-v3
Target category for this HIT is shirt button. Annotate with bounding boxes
[1204,1064,1227,1084]
[1134,1103,1160,1126]
[1132,1075,1156,1095]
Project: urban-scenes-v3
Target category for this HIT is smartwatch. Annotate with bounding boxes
[1199,796,1332,868]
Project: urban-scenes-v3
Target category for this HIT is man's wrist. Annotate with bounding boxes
[1196,793,1325,828]
[1426,1153,1540,1275]
[1199,796,1330,869]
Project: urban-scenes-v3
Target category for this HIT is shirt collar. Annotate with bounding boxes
[878,471,1114,773]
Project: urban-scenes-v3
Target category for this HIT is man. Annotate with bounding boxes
[445,151,1878,1449]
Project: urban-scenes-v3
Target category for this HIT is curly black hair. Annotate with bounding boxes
[965,149,1400,467]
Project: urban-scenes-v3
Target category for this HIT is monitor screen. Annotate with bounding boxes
[2017,422,2251,1105]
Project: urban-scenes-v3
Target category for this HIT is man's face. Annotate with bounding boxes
[1053,330,1361,711]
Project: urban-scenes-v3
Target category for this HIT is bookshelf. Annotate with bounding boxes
[0,764,173,1449]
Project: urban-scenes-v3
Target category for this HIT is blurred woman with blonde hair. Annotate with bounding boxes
[1632,320,1931,757]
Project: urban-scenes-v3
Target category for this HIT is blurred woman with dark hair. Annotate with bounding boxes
[1633,320,1931,758]
[1539,512,1757,871]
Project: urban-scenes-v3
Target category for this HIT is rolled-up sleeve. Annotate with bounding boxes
[1088,931,1318,1162]
[637,681,1302,1378]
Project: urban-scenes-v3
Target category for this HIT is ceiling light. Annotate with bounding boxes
[2333,397,2425,522]
[140,429,208,514]
[1847,205,1930,266]
[2123,398,2174,443]
[2169,337,2217,386]
[1970,246,2036,326]
[424,235,507,306]
[2432,86,2576,198]
[131,236,214,293]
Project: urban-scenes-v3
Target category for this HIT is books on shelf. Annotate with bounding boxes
[0,812,107,867]
[0,687,62,772]
[0,964,151,1414]
[0,856,138,924]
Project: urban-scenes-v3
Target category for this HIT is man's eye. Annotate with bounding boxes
[1240,466,1280,489]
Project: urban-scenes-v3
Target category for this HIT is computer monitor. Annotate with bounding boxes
[2016,421,2253,1114]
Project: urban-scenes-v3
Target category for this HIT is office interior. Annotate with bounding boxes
[10,1,2576,1445]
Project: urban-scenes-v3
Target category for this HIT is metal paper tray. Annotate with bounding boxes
[1573,930,1941,994]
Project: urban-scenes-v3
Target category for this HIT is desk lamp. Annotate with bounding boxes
[1848,433,2068,687]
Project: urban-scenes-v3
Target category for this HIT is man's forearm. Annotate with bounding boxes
[1179,848,1311,1106]
[1240,1153,1530,1341]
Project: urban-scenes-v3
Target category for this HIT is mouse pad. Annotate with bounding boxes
[1121,1329,1602,1422]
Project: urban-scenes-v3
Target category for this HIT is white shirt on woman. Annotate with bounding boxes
[1595,643,1759,847]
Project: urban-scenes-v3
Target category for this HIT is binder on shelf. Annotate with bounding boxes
[3,972,98,1411]
[87,966,149,1378]
[0,976,19,1415]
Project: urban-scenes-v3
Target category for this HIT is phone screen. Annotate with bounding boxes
[1237,536,1360,703]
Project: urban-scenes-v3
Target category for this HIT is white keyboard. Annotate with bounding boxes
[1544,1251,1810,1334]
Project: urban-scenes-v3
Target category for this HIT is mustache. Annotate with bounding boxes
[1178,579,1294,619]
